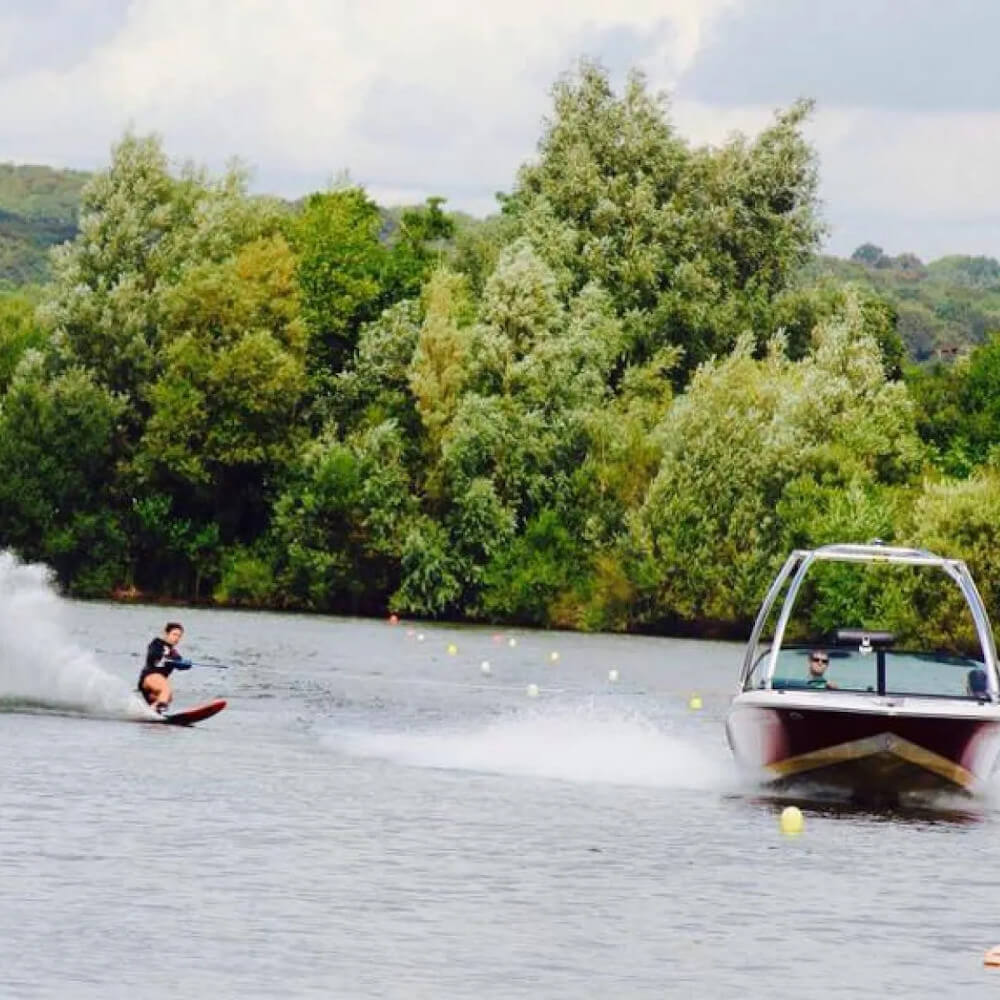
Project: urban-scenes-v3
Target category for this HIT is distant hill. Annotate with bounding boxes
[803,246,1000,362]
[0,162,997,362]
[0,163,89,220]
[0,163,90,287]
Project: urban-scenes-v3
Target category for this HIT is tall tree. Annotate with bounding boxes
[503,61,822,374]
[32,133,300,594]
[292,188,387,377]
[0,353,125,592]
[633,292,923,630]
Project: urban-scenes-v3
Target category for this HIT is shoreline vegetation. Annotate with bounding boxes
[2,60,1000,650]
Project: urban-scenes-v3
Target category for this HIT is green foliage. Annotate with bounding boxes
[782,559,929,649]
[32,133,306,594]
[384,196,455,300]
[292,189,456,379]
[503,61,821,374]
[0,289,46,392]
[807,249,1000,361]
[392,518,463,617]
[45,134,286,408]
[271,422,416,612]
[633,293,923,629]
[927,255,1000,290]
[480,509,585,624]
[906,332,1000,475]
[214,546,276,606]
[903,473,1000,651]
[0,163,88,221]
[0,352,125,588]
[3,72,999,642]
[333,300,423,442]
[0,213,78,288]
[0,165,88,287]
[394,241,641,621]
[128,494,222,598]
[135,234,307,522]
[292,188,387,375]
[409,268,473,450]
[449,213,512,297]
[773,281,904,377]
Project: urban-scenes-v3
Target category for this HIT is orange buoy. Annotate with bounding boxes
[388,613,399,625]
[984,945,1000,967]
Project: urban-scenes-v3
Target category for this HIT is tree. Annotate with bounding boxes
[408,268,473,452]
[270,421,416,613]
[851,243,886,267]
[0,289,46,393]
[906,332,1000,476]
[133,234,308,559]
[503,61,822,374]
[333,299,424,446]
[44,136,282,409]
[633,292,923,629]
[291,188,387,376]
[384,196,456,301]
[292,190,457,381]
[0,353,125,592]
[904,472,1000,651]
[36,132,302,595]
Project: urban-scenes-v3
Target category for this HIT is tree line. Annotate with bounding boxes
[1,62,999,649]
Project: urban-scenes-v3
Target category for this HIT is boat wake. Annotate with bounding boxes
[0,551,151,720]
[322,701,734,791]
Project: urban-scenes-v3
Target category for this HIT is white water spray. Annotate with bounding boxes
[0,551,151,719]
[326,702,734,791]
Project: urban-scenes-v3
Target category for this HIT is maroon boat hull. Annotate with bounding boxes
[727,699,1000,799]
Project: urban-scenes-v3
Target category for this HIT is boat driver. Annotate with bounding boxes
[806,650,838,690]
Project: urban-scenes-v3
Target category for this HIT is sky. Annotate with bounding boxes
[1,0,997,260]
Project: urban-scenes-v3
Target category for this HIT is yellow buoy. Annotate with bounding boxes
[549,651,559,663]
[416,633,425,643]
[508,637,518,648]
[780,806,804,836]
[688,694,703,710]
[447,643,458,655]
[526,683,539,698]
[608,668,619,682]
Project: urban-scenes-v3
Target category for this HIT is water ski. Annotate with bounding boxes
[156,698,227,726]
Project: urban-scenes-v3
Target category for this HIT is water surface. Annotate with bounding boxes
[1,565,998,998]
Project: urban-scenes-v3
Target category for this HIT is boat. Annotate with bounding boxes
[725,543,1000,804]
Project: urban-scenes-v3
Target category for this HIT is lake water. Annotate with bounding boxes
[1,556,999,998]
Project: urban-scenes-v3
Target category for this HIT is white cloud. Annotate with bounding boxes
[671,99,1000,258]
[2,0,996,258]
[0,0,739,197]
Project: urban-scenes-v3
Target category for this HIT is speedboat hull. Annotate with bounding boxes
[726,692,1000,802]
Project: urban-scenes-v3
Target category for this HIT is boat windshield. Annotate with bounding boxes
[758,646,987,699]
[739,544,1000,699]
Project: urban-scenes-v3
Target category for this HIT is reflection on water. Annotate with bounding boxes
[738,792,986,827]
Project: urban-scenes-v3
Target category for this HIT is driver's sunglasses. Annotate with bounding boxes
[811,656,829,665]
